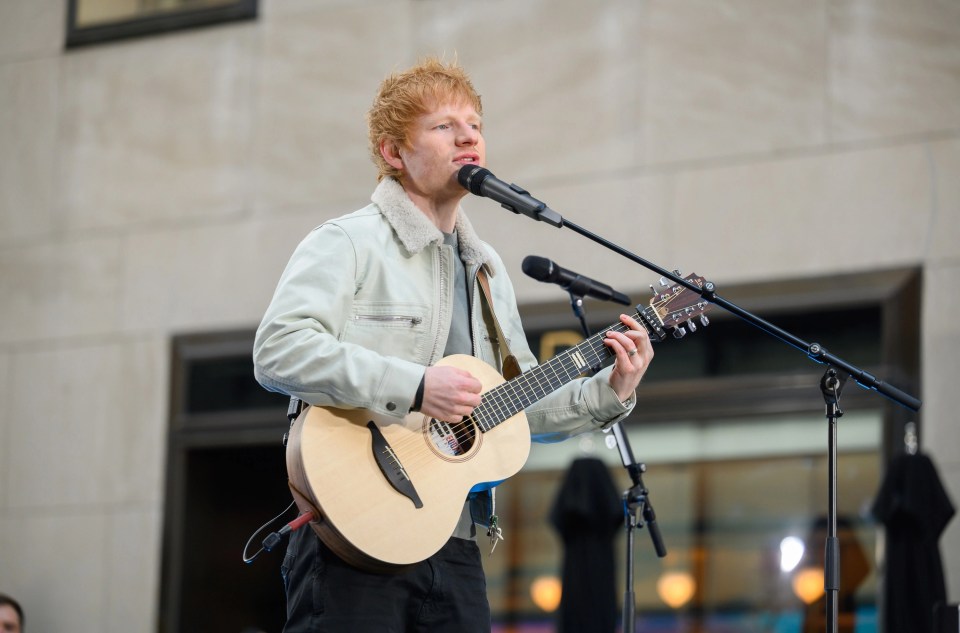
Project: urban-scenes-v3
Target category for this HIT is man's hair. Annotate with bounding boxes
[0,593,23,629]
[367,57,483,182]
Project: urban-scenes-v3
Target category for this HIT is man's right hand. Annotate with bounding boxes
[419,365,482,423]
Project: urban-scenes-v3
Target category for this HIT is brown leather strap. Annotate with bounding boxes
[476,268,522,380]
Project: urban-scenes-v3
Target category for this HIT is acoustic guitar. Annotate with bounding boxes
[286,274,710,572]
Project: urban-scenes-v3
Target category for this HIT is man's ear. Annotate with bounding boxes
[380,138,404,171]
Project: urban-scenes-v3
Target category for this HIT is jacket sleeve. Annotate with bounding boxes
[485,254,636,443]
[253,225,424,418]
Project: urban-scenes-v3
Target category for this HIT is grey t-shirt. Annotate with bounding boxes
[442,230,473,359]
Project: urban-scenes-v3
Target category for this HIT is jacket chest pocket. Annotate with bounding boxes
[341,302,432,363]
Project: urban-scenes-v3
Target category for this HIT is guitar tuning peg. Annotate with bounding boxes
[687,320,697,333]
[672,326,687,339]
[700,314,710,327]
[659,276,670,287]
[649,284,656,295]
[672,269,683,277]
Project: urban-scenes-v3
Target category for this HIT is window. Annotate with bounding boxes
[66,0,257,48]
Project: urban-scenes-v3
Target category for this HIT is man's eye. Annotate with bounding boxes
[435,124,449,130]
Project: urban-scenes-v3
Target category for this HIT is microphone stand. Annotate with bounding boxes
[494,195,921,633]
[567,292,667,633]
[820,368,847,631]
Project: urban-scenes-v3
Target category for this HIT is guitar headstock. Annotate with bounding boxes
[638,272,712,341]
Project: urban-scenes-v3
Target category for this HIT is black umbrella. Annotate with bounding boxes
[872,451,955,633]
[550,457,624,633]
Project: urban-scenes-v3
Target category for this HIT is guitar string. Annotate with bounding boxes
[382,288,703,466]
[378,287,703,462]
[376,308,633,461]
[379,316,630,468]
[443,287,701,443]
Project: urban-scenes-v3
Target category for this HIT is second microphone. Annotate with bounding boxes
[522,256,631,305]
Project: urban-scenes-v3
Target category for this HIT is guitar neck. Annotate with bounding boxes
[471,307,660,433]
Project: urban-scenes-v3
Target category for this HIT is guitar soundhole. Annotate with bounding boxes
[426,418,477,460]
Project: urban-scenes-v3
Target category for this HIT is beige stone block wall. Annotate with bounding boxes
[0,0,958,631]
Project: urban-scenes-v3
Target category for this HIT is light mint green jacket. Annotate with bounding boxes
[253,178,634,442]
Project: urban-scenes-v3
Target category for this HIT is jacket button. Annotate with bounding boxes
[386,402,397,411]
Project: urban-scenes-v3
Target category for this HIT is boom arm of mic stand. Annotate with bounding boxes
[552,217,921,412]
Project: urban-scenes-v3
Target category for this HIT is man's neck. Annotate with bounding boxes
[400,182,463,233]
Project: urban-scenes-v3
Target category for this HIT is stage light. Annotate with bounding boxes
[656,571,696,609]
[530,575,562,612]
[779,536,805,572]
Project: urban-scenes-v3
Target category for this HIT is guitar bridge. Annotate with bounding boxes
[367,421,423,509]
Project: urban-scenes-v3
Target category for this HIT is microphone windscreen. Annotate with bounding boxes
[457,165,491,195]
[521,255,553,282]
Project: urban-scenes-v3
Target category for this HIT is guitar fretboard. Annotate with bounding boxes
[469,309,654,433]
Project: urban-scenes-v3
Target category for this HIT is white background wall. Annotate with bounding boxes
[1,0,958,631]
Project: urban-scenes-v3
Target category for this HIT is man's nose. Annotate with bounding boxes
[456,124,479,145]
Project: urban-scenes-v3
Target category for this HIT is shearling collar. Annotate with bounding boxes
[371,177,495,274]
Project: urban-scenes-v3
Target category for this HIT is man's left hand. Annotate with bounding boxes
[603,314,654,402]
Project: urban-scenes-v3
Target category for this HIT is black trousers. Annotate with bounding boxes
[281,528,491,633]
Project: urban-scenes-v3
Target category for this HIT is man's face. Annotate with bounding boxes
[395,101,485,204]
[0,605,21,633]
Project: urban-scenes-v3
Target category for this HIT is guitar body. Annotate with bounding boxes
[286,354,531,573]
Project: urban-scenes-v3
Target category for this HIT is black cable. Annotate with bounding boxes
[242,500,297,564]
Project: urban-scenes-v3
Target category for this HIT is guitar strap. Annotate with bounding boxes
[476,268,522,380]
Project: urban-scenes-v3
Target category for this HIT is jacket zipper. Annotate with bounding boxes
[352,314,423,326]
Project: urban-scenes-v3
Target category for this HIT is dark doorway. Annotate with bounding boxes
[160,331,291,633]
[177,444,288,633]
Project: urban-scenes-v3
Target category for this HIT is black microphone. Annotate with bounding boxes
[457,165,563,228]
[522,255,631,305]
